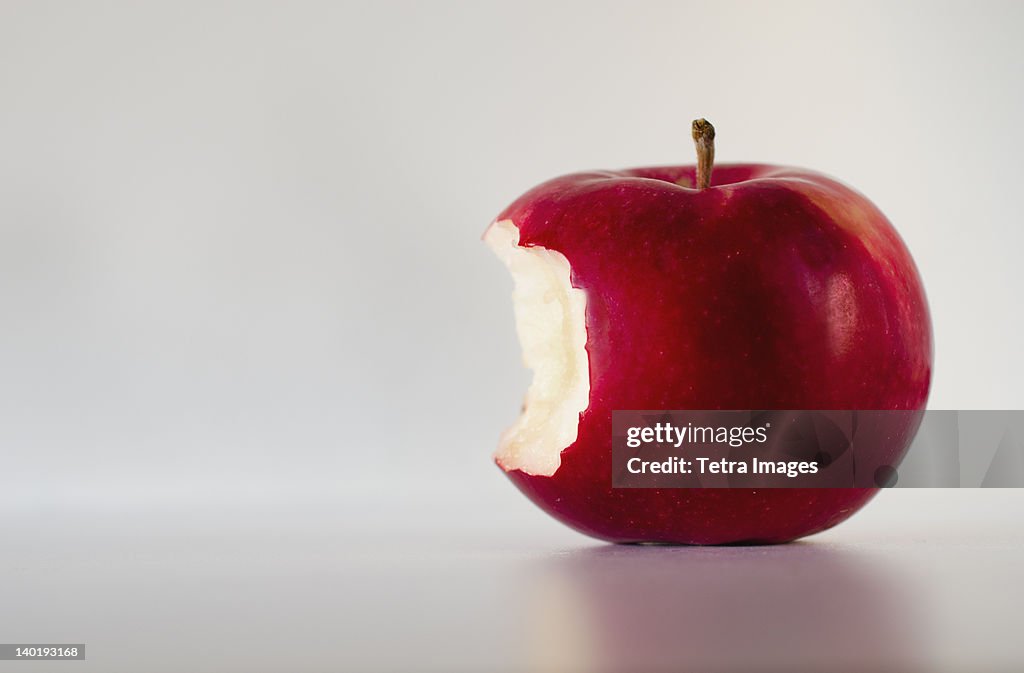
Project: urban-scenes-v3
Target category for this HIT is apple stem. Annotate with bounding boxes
[692,118,715,190]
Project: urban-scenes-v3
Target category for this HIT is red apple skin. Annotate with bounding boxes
[493,164,932,545]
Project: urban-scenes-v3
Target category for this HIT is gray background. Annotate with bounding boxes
[1,1,1022,671]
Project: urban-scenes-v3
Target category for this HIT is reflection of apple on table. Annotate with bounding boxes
[525,544,928,672]
[486,120,932,544]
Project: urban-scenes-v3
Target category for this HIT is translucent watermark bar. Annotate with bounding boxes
[611,410,1024,488]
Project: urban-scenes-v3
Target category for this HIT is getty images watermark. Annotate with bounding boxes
[612,410,1024,488]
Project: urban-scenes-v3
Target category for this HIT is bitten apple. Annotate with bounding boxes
[484,120,932,544]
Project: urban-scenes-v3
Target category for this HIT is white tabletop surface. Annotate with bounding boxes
[2,484,1022,673]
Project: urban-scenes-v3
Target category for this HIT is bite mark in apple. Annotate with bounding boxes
[484,219,590,476]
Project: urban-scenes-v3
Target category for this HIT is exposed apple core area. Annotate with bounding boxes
[484,219,590,476]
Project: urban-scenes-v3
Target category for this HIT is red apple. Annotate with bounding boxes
[484,120,932,544]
